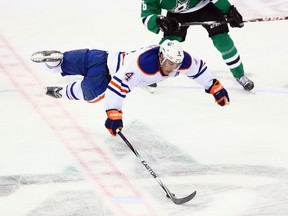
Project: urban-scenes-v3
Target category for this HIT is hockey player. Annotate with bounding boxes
[141,0,254,91]
[31,40,229,136]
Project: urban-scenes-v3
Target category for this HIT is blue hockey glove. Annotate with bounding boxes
[156,16,180,34]
[105,109,123,136]
[205,79,230,106]
[227,5,244,28]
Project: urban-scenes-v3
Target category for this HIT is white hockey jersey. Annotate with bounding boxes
[105,45,215,111]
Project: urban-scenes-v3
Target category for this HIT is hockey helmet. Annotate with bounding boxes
[159,40,184,69]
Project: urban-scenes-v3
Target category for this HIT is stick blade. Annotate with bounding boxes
[170,191,197,205]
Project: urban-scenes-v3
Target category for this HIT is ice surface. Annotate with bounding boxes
[0,0,288,215]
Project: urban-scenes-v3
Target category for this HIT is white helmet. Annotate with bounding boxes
[159,40,184,68]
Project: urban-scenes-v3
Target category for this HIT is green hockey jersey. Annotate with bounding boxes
[141,0,231,33]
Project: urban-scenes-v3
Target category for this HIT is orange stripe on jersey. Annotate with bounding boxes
[110,80,129,93]
[120,52,125,65]
[88,94,105,103]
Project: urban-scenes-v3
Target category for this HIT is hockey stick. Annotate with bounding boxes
[117,130,196,204]
[180,16,288,27]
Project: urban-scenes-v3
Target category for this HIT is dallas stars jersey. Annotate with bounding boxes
[104,45,214,111]
[141,0,231,33]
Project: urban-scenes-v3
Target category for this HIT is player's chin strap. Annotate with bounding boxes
[180,16,288,27]
[116,129,197,204]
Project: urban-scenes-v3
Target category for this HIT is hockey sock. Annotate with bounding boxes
[62,81,84,100]
[45,60,63,73]
[211,33,244,78]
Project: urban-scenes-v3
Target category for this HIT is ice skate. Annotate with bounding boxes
[236,75,254,91]
[31,50,63,63]
[45,86,63,98]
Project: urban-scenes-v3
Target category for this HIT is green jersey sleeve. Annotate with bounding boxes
[213,0,231,14]
[141,0,162,34]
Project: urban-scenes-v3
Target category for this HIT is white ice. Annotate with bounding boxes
[0,0,288,216]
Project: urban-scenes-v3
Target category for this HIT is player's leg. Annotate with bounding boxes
[31,49,109,100]
[80,50,110,103]
[193,3,254,90]
[211,33,254,91]
[57,49,110,102]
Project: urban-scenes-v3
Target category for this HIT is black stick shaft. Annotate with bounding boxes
[180,16,288,26]
[117,130,196,204]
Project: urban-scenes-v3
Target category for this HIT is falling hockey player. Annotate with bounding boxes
[31,40,230,136]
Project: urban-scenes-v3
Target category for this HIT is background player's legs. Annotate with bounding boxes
[211,33,243,77]
[211,33,254,90]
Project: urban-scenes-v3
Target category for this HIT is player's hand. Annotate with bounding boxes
[227,5,244,28]
[206,79,230,106]
[105,109,123,136]
[156,16,180,34]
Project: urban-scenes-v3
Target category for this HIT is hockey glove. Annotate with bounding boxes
[226,5,244,28]
[105,109,123,136]
[156,16,180,34]
[206,79,230,106]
